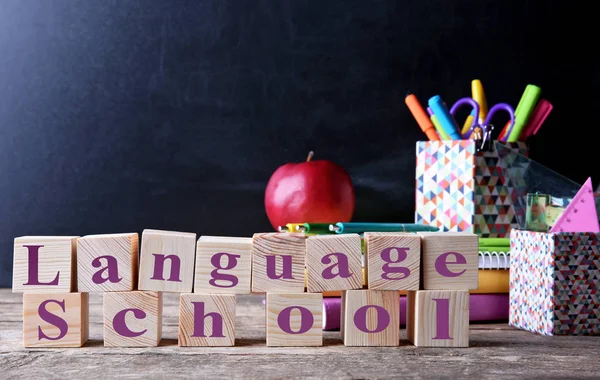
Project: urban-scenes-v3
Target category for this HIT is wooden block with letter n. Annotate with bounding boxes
[138,229,197,293]
[103,291,163,347]
[266,293,322,347]
[23,292,89,347]
[306,234,362,293]
[417,232,478,290]
[252,233,306,293]
[77,233,139,292]
[406,290,469,347]
[341,290,400,346]
[194,236,252,294]
[364,232,421,290]
[179,293,236,346]
[13,236,79,293]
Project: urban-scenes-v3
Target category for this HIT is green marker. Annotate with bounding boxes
[506,84,541,142]
[295,223,334,234]
[329,222,439,234]
[431,114,450,140]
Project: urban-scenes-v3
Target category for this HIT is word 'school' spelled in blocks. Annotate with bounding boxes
[252,232,306,293]
[179,293,236,346]
[306,234,362,292]
[364,232,421,290]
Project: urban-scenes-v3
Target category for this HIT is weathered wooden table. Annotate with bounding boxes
[1,289,598,379]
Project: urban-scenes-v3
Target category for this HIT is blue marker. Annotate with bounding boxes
[428,95,461,140]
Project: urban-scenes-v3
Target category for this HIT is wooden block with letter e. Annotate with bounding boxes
[341,290,400,346]
[417,232,478,290]
[103,291,163,347]
[306,234,362,292]
[251,233,306,293]
[138,229,196,293]
[194,236,252,294]
[406,290,469,347]
[364,232,421,290]
[77,233,139,292]
[179,293,236,346]
[13,236,79,293]
[23,292,89,347]
[266,293,322,347]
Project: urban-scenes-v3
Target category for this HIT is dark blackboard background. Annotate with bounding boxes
[0,1,597,286]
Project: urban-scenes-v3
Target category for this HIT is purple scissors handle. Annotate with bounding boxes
[449,97,479,138]
[482,103,515,141]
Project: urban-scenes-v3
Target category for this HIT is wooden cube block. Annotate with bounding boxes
[251,233,306,293]
[178,293,236,346]
[417,232,478,290]
[13,236,79,293]
[406,290,469,347]
[341,290,400,346]
[103,291,163,347]
[364,232,421,290]
[23,292,89,347]
[306,234,362,293]
[77,233,139,292]
[266,293,322,347]
[138,229,196,293]
[194,236,252,294]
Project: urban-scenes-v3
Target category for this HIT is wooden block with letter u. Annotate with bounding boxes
[252,233,306,293]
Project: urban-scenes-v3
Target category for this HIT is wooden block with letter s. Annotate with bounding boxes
[251,233,306,293]
[179,293,236,346]
[266,293,322,347]
[364,232,421,290]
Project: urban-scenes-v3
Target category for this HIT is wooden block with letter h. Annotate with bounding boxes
[179,293,236,346]
[252,233,306,293]
[364,232,421,290]
[266,293,322,346]
[306,234,362,292]
[341,290,400,346]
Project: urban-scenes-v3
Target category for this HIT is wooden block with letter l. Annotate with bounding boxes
[138,229,197,293]
[103,291,163,347]
[13,236,79,293]
[178,293,236,346]
[194,236,252,294]
[266,293,322,347]
[417,232,478,290]
[406,290,469,347]
[251,233,306,293]
[77,233,139,292]
[363,232,421,290]
[23,292,89,347]
[306,234,362,293]
[341,290,400,346]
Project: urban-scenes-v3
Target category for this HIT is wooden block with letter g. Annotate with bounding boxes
[251,233,306,293]
[179,293,236,346]
[341,290,400,346]
[23,292,89,347]
[77,233,139,292]
[138,229,196,293]
[406,290,469,347]
[266,293,322,347]
[13,236,79,293]
[417,232,478,290]
[364,232,421,290]
[306,234,362,292]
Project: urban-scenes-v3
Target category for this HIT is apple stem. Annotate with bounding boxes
[306,151,314,162]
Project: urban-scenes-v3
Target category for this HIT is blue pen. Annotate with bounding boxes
[428,95,462,140]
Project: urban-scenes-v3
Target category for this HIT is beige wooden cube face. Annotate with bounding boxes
[138,229,197,293]
[13,236,78,293]
[266,293,322,347]
[179,293,236,346]
[418,232,478,290]
[342,290,400,346]
[364,233,421,291]
[103,291,163,347]
[251,233,306,293]
[306,234,362,292]
[406,290,469,347]
[194,236,252,294]
[23,293,89,347]
[77,233,139,292]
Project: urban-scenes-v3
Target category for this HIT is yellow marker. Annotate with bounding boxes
[472,79,488,125]
[431,115,450,140]
[461,113,475,135]
[277,223,303,232]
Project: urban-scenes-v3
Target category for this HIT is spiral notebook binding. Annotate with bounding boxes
[478,251,510,270]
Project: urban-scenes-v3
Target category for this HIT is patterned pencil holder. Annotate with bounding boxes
[509,229,600,336]
[415,140,528,237]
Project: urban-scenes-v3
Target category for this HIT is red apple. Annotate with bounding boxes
[264,151,355,230]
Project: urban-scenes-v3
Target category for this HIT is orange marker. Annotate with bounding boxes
[405,93,440,141]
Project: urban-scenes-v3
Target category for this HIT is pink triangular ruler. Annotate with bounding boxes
[550,177,600,233]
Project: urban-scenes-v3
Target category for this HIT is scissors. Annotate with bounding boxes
[449,97,515,142]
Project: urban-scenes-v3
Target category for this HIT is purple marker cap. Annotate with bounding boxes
[426,107,434,116]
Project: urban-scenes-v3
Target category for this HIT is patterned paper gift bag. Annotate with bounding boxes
[414,140,528,238]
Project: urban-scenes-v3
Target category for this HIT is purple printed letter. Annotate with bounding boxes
[150,254,182,282]
[434,252,467,277]
[321,252,352,280]
[266,255,294,280]
[91,255,122,285]
[38,299,68,341]
[191,302,225,337]
[353,305,390,333]
[380,247,411,281]
[209,252,240,288]
[113,308,147,337]
[23,245,60,286]
[432,298,452,339]
[277,306,314,334]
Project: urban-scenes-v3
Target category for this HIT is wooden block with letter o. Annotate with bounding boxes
[306,234,362,292]
[23,292,89,347]
[103,291,163,347]
[417,232,478,290]
[138,229,197,293]
[13,236,79,293]
[77,233,139,292]
[251,233,306,293]
[266,293,322,347]
[406,290,469,347]
[364,232,421,290]
[179,293,236,346]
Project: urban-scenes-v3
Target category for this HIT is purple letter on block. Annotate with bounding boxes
[150,254,182,282]
[353,305,390,333]
[38,299,68,341]
[321,252,352,280]
[113,308,147,337]
[191,302,225,337]
[209,252,240,288]
[434,252,467,277]
[432,298,452,340]
[266,255,294,280]
[277,306,313,334]
[91,255,122,284]
[23,245,60,286]
[380,247,411,280]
